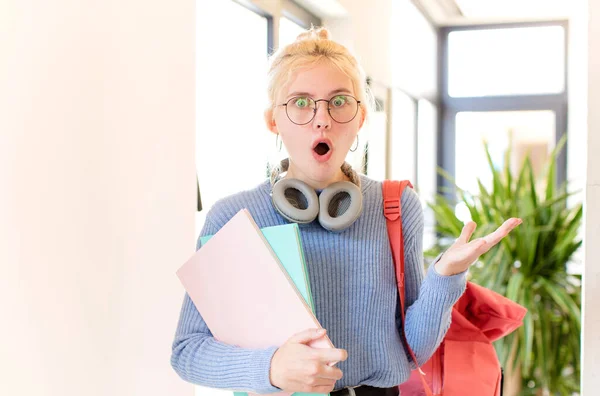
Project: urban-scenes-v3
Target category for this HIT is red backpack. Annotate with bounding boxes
[382,180,527,396]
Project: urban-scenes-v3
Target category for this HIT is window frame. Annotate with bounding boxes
[438,20,570,197]
[232,0,275,54]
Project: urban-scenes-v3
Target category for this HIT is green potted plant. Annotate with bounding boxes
[424,136,582,395]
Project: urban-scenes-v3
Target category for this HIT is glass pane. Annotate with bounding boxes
[279,17,307,48]
[448,26,565,97]
[454,110,556,221]
[364,85,389,180]
[196,0,269,238]
[364,108,388,180]
[417,100,437,250]
[389,90,416,183]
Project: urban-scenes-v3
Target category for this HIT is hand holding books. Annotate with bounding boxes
[270,328,347,394]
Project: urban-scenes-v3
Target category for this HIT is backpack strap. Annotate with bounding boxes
[383,180,433,396]
[383,180,412,314]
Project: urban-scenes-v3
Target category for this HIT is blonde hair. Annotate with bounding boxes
[266,26,375,121]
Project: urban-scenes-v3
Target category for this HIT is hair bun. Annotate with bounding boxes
[295,26,330,42]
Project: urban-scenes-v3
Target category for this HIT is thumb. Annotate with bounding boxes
[288,328,327,345]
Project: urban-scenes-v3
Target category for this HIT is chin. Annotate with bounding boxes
[289,155,345,184]
[311,161,344,180]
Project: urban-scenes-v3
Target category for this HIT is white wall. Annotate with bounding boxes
[582,0,600,393]
[330,0,394,87]
[391,1,439,102]
[0,1,195,395]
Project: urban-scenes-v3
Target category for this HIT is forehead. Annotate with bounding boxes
[284,61,354,99]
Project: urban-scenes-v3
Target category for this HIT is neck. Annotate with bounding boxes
[270,158,360,190]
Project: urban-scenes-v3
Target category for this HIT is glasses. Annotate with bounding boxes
[279,94,361,125]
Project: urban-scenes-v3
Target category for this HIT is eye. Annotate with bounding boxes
[293,97,311,109]
[331,95,347,108]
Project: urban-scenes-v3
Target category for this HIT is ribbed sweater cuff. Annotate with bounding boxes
[251,346,281,394]
[425,255,468,308]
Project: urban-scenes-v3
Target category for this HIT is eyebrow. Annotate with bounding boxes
[286,88,353,100]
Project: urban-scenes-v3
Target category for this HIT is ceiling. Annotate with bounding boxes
[454,0,573,19]
[414,0,575,26]
[290,0,576,26]
[292,0,348,19]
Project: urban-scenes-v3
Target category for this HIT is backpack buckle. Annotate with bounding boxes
[383,198,400,221]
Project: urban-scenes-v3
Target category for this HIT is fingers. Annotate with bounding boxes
[482,218,522,247]
[302,362,342,391]
[294,379,336,394]
[461,218,522,258]
[457,221,477,244]
[438,218,523,274]
[289,328,327,345]
[464,218,521,258]
[316,364,344,381]
[466,237,487,252]
[313,348,348,364]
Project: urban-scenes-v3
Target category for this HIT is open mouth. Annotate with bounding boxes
[313,141,331,156]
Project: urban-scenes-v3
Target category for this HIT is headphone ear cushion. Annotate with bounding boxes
[318,181,363,232]
[271,178,319,223]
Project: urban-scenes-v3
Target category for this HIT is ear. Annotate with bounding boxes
[358,107,366,130]
[264,109,278,135]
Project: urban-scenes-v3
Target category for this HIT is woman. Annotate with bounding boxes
[171,27,521,396]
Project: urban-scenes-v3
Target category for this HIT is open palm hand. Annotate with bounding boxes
[435,218,523,276]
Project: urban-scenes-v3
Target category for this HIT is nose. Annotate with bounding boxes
[313,101,331,130]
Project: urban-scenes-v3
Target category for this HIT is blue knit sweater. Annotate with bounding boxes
[171,174,467,393]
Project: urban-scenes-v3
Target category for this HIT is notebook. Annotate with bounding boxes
[200,223,315,311]
[202,223,328,396]
[177,209,334,396]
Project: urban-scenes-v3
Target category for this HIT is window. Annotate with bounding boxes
[389,89,417,183]
[195,1,321,240]
[364,84,389,180]
[439,22,570,272]
[417,99,438,250]
[454,110,556,207]
[439,22,568,212]
[196,1,271,237]
[279,16,307,48]
[448,26,566,97]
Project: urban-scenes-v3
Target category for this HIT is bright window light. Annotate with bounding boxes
[279,17,307,49]
[196,0,271,239]
[448,26,565,97]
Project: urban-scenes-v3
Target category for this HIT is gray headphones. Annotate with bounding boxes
[271,177,363,232]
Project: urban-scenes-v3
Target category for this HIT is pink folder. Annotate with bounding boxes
[176,209,335,396]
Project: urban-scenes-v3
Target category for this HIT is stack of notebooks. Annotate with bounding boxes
[176,209,336,396]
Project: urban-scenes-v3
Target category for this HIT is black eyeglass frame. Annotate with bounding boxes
[278,95,362,125]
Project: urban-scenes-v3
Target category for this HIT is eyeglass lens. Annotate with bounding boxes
[285,95,359,125]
